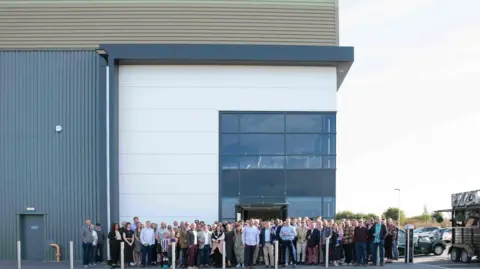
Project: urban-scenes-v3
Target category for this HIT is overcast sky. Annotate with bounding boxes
[336,0,480,217]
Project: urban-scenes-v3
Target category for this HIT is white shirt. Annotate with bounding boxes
[242,226,259,246]
[140,227,155,246]
[92,230,98,246]
[193,230,198,245]
[203,231,211,245]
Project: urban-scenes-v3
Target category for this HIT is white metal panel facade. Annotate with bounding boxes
[118,65,337,224]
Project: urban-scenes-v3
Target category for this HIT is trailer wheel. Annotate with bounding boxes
[450,248,460,262]
[460,250,471,263]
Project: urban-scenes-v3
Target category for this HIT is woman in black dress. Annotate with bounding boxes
[330,223,340,267]
[211,225,225,268]
[108,223,122,268]
[224,224,235,267]
[123,222,135,267]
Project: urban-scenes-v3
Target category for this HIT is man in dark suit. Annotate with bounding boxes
[371,216,387,266]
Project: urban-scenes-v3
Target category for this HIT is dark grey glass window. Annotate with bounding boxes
[323,197,335,218]
[286,114,324,133]
[287,197,323,218]
[221,156,239,169]
[286,134,322,155]
[239,170,285,197]
[323,156,336,169]
[222,197,238,219]
[238,156,285,169]
[286,170,335,196]
[221,170,239,197]
[240,113,285,133]
[286,156,322,169]
[324,114,336,133]
[221,114,239,133]
[323,135,336,155]
[219,112,337,220]
[239,134,284,155]
[220,134,240,155]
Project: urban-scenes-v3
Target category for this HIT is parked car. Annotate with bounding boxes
[439,228,452,243]
[415,227,441,238]
[398,229,447,256]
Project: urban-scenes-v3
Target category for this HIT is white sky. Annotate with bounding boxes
[336,0,480,217]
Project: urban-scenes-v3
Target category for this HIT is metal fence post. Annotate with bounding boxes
[325,237,330,268]
[222,241,226,269]
[172,242,176,269]
[120,242,125,269]
[274,241,278,269]
[69,241,74,269]
[17,241,21,269]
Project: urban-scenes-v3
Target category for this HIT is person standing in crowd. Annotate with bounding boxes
[384,218,397,264]
[156,222,168,265]
[212,225,225,267]
[242,219,259,269]
[225,223,235,268]
[123,222,135,267]
[252,220,261,265]
[306,222,320,265]
[371,216,387,266]
[94,223,105,264]
[296,220,308,265]
[131,217,140,231]
[329,223,340,267]
[140,221,156,268]
[108,223,122,268]
[393,221,400,260]
[134,223,143,267]
[354,219,368,266]
[343,220,355,265]
[234,224,245,268]
[366,218,374,263]
[187,223,198,269]
[260,221,275,268]
[90,224,98,267]
[178,222,188,268]
[316,221,324,265]
[280,218,297,268]
[81,219,93,269]
[198,223,212,268]
[274,220,284,265]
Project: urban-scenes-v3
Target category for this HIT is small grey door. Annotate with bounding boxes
[21,215,45,260]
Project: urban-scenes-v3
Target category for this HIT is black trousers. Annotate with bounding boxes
[281,240,296,265]
[244,245,256,266]
[343,243,354,263]
[95,243,104,262]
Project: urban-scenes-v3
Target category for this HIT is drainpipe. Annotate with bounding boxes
[105,64,111,260]
[95,49,111,261]
[49,243,61,262]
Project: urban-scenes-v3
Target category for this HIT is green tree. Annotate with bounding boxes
[336,211,378,221]
[431,211,444,223]
[382,207,406,225]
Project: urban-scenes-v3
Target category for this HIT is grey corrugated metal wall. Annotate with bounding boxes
[0,50,106,260]
[0,0,338,48]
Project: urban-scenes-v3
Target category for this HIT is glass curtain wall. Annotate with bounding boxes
[220,112,336,220]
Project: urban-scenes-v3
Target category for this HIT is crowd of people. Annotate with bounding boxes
[80,216,400,269]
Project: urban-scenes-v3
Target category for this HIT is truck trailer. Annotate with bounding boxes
[446,190,480,263]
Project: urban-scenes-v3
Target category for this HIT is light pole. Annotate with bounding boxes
[394,188,401,225]
[95,48,110,260]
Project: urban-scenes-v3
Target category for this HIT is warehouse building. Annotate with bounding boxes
[0,0,353,261]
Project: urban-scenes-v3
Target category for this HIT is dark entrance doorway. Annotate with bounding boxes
[236,205,288,221]
[20,215,45,260]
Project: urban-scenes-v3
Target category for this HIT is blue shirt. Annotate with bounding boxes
[374,224,381,243]
[280,225,296,241]
[264,228,272,242]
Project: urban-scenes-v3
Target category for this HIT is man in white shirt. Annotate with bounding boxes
[140,221,156,268]
[242,219,259,269]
